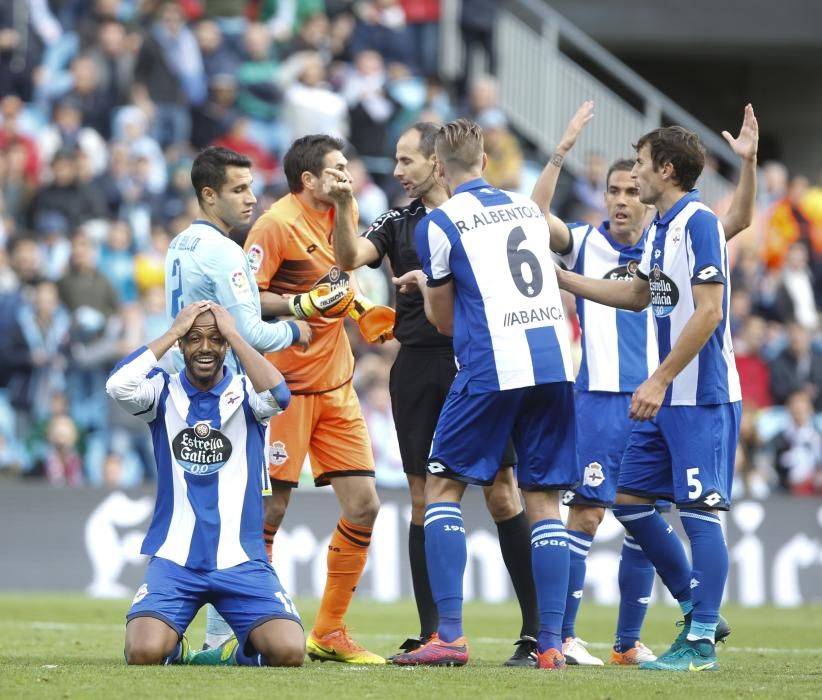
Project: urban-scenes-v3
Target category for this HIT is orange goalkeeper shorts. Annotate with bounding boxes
[266,380,375,487]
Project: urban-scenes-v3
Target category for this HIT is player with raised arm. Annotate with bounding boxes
[330,122,541,666]
[556,124,745,672]
[530,103,758,665]
[391,120,578,670]
[165,146,311,650]
[108,301,304,668]
[243,135,387,665]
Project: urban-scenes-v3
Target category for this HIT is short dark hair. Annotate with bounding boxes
[191,147,252,204]
[605,158,635,188]
[283,134,345,193]
[406,122,440,158]
[634,126,705,191]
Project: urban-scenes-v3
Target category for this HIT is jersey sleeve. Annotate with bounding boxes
[362,209,398,268]
[244,214,285,291]
[556,223,589,271]
[105,346,168,423]
[415,213,453,287]
[211,241,296,352]
[688,210,727,285]
[242,376,289,422]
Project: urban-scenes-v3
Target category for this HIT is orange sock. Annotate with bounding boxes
[312,518,372,637]
[263,524,277,563]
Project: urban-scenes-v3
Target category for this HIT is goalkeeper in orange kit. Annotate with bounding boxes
[242,134,394,665]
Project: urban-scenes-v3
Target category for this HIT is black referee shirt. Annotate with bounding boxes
[363,198,452,349]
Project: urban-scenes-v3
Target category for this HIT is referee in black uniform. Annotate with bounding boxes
[333,123,539,667]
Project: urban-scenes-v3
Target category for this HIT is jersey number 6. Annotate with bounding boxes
[506,226,543,298]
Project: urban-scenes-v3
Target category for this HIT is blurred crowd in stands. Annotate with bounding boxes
[0,0,820,497]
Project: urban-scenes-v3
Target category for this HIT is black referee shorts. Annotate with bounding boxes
[389,345,516,476]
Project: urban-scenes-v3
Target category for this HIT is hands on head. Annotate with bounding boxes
[171,300,237,340]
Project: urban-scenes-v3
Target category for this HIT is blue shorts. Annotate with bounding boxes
[428,376,579,491]
[127,557,302,649]
[563,391,633,508]
[617,402,741,509]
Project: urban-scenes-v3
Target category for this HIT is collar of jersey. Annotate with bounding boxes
[654,189,700,227]
[597,220,645,253]
[453,177,489,195]
[192,219,228,236]
[180,365,233,398]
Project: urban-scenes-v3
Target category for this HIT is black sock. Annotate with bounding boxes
[497,511,539,639]
[409,523,438,639]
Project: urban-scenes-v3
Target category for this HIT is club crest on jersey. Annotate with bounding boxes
[583,461,605,488]
[172,421,233,475]
[269,441,288,466]
[649,265,679,317]
[604,260,639,281]
[247,244,264,273]
[132,583,148,604]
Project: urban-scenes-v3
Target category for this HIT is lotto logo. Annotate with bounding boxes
[703,492,722,507]
[427,462,446,474]
[690,577,700,589]
[697,265,720,281]
[638,596,651,605]
[572,590,583,599]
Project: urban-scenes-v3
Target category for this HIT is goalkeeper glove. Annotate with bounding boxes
[349,294,396,344]
[288,269,354,320]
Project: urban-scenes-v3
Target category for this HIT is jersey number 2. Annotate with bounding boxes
[507,226,543,297]
[170,258,184,317]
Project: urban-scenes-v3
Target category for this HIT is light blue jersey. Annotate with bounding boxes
[165,220,297,373]
[416,178,574,393]
[636,190,741,406]
[106,346,285,570]
[559,221,657,393]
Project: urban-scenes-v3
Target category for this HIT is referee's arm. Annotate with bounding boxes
[332,193,380,270]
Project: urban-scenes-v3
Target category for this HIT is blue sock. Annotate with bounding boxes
[614,535,655,652]
[562,529,593,640]
[234,641,263,667]
[531,519,569,653]
[424,502,466,643]
[681,509,728,642]
[613,504,692,606]
[162,641,183,666]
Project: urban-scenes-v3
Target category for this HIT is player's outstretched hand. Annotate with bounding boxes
[722,103,758,163]
[392,269,426,294]
[629,375,668,421]
[294,320,312,351]
[209,302,239,341]
[321,167,354,203]
[170,300,211,339]
[557,100,594,156]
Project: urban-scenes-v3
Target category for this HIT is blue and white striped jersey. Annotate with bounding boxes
[559,221,657,393]
[106,346,284,570]
[416,178,574,393]
[636,190,741,406]
[165,220,296,373]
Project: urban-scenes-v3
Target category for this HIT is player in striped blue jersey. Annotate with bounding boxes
[392,120,578,671]
[532,103,758,666]
[165,147,311,649]
[557,124,748,672]
[107,301,304,667]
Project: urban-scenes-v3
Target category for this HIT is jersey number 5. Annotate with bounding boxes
[170,258,184,317]
[507,226,543,298]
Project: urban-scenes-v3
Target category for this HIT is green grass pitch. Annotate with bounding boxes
[2,595,820,699]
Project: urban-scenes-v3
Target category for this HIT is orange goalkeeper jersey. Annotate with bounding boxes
[244,193,359,394]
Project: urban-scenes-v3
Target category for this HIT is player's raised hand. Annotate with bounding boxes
[722,103,758,163]
[321,167,354,203]
[170,300,211,339]
[557,100,594,156]
[392,269,426,294]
